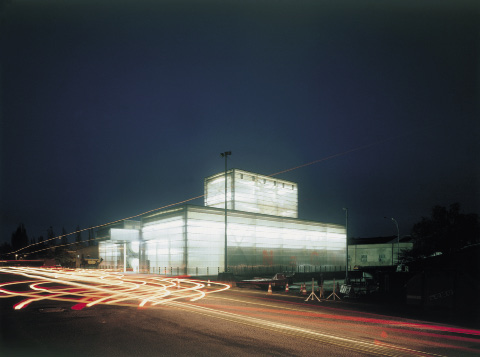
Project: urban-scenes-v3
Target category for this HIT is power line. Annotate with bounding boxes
[6,138,396,257]
[8,195,204,256]
[268,141,383,177]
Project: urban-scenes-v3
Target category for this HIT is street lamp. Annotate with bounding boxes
[220,151,231,273]
[343,208,349,284]
[384,217,400,265]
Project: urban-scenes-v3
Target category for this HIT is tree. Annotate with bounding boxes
[0,242,12,258]
[61,227,68,246]
[75,225,82,248]
[11,223,28,251]
[410,203,479,259]
[47,226,56,247]
[36,235,47,258]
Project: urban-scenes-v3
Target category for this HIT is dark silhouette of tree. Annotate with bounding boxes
[410,203,479,259]
[11,223,28,251]
[33,235,47,259]
[61,227,68,246]
[47,226,56,247]
[54,245,74,267]
[0,242,12,257]
[75,225,82,247]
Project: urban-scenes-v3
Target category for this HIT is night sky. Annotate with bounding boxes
[1,0,479,246]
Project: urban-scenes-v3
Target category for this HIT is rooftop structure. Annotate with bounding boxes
[204,169,298,218]
[98,169,346,275]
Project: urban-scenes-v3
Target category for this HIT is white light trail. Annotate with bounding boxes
[0,267,230,310]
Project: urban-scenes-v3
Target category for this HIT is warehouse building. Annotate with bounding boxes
[98,169,346,275]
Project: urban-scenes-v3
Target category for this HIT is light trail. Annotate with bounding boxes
[215,294,480,337]
[0,267,230,310]
[1,267,477,355]
[202,293,480,355]
[166,300,444,356]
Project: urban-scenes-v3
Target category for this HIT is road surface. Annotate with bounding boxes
[1,267,479,356]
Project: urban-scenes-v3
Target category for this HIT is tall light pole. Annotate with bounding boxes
[343,208,348,284]
[384,217,400,265]
[220,151,231,273]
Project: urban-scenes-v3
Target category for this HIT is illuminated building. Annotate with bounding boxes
[98,169,346,275]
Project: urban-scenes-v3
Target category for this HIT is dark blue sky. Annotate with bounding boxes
[1,0,479,246]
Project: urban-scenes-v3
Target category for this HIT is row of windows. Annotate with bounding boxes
[238,173,295,189]
[348,254,388,263]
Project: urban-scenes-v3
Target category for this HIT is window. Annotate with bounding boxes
[361,255,367,263]
[379,254,386,263]
[240,174,243,179]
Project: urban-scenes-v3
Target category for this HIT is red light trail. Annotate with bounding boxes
[0,267,229,310]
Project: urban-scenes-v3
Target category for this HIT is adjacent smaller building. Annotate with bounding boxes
[348,236,413,269]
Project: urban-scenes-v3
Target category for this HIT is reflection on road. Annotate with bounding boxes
[2,267,479,356]
[0,267,229,310]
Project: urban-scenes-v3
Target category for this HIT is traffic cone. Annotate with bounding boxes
[302,284,307,296]
[207,279,211,287]
[285,283,289,293]
[268,283,272,295]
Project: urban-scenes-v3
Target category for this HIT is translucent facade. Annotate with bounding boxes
[100,205,345,275]
[99,169,346,275]
[205,169,298,218]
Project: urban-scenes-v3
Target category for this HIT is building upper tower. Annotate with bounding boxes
[204,169,298,218]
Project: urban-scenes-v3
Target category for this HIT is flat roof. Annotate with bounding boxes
[205,168,297,186]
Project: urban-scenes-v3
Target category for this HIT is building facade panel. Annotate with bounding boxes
[99,170,346,275]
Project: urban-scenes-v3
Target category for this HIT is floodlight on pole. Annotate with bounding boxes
[220,151,231,273]
[384,216,400,265]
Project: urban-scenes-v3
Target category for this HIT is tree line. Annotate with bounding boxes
[404,202,479,261]
[1,224,97,263]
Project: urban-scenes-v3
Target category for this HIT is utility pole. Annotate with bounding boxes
[385,217,400,265]
[220,151,231,273]
[343,208,348,284]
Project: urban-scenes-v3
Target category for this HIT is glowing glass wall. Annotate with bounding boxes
[137,205,345,275]
[99,241,122,270]
[142,208,186,272]
[204,172,234,210]
[204,169,298,218]
[226,210,345,268]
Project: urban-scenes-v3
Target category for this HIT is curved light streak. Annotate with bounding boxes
[0,267,230,310]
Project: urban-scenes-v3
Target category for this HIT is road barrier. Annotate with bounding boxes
[305,278,321,302]
[326,278,341,300]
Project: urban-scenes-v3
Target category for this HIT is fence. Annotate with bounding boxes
[100,264,350,277]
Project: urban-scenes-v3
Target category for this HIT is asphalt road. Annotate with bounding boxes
[1,269,479,356]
